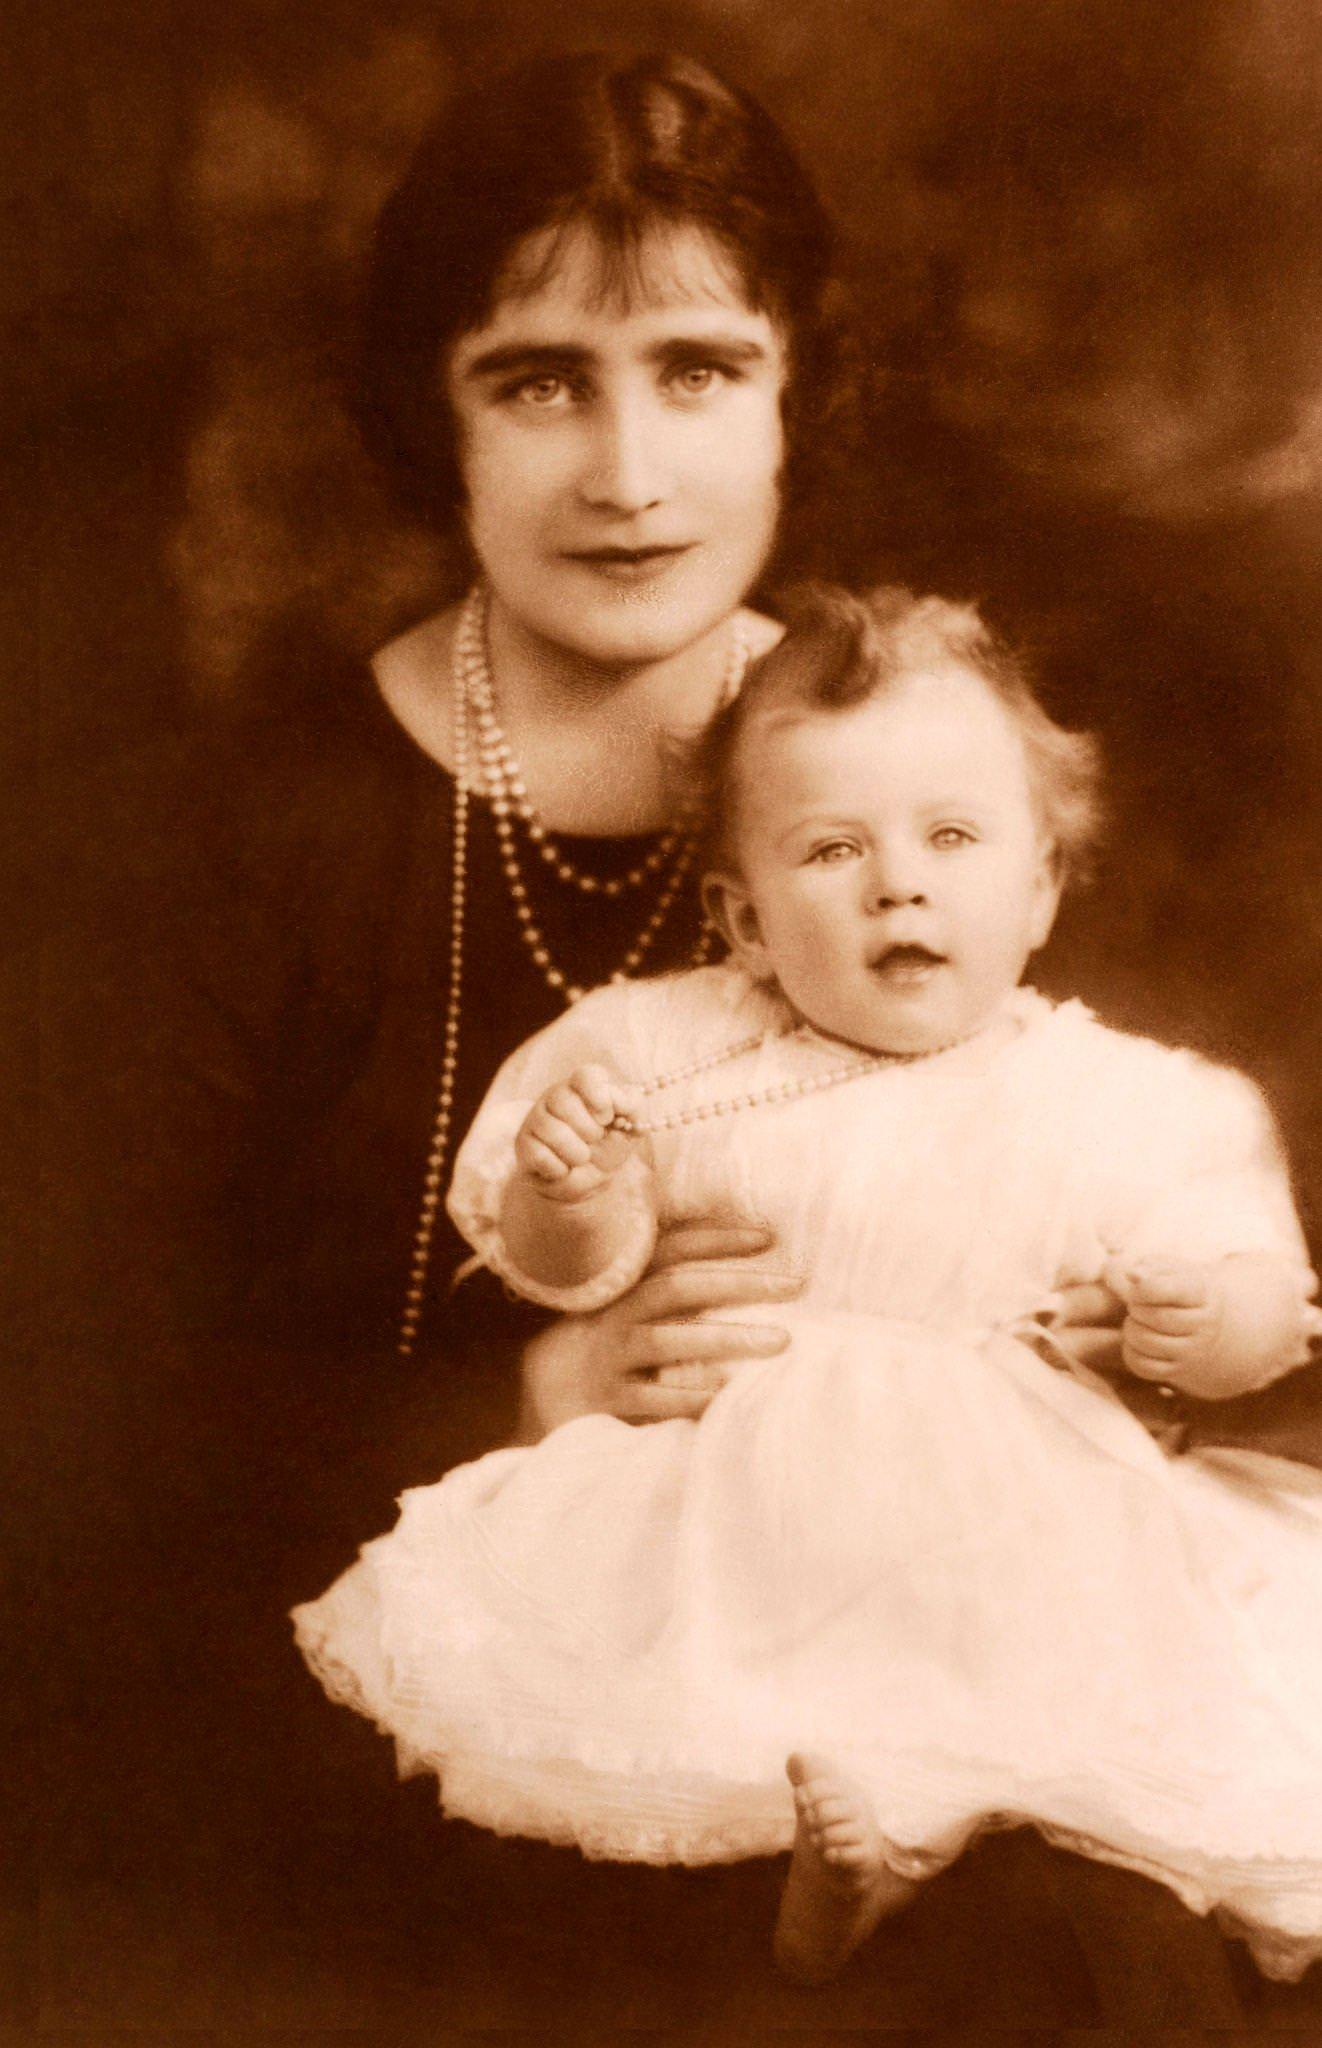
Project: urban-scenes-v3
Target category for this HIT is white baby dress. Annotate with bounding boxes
[294,964,1322,1978]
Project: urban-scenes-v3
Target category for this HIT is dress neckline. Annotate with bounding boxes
[720,968,1058,1081]
[362,655,676,856]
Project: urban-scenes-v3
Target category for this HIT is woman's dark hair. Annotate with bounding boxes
[354,49,853,546]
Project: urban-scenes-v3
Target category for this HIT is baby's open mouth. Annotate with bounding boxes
[870,944,946,982]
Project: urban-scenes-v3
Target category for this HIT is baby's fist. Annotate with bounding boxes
[1104,1255,1223,1393]
[515,1064,639,1203]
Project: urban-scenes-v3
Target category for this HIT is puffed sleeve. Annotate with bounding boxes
[1108,1050,1321,1378]
[447,978,662,1314]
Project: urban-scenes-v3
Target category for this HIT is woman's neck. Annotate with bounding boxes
[486,595,730,735]
[375,593,780,837]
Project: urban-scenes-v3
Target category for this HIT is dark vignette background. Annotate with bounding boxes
[23,0,1322,1197]
[16,0,1322,2031]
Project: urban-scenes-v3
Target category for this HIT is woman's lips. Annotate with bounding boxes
[563,543,694,583]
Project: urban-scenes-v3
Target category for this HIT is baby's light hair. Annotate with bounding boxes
[702,583,1105,885]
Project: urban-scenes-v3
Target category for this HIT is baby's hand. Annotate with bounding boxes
[1105,1255,1227,1396]
[515,1065,640,1205]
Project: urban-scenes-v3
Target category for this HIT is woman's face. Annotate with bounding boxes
[446,220,787,671]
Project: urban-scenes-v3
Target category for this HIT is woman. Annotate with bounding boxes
[44,39,854,1995]
[44,48,1244,2024]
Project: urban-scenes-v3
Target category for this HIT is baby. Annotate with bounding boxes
[296,586,1322,1985]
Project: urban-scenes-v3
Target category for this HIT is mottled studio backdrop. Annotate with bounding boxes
[23,0,1322,1233]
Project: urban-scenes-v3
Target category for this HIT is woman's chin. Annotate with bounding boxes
[490,562,764,675]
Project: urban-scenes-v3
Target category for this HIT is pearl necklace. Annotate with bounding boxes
[397,631,472,1358]
[471,707,698,899]
[456,586,748,1004]
[608,1025,933,1136]
[396,588,749,1356]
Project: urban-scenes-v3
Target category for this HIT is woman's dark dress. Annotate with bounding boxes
[40,661,1264,2024]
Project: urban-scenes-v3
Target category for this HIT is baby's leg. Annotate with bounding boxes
[773,1752,919,1984]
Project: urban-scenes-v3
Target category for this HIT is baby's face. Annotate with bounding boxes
[716,663,1061,1055]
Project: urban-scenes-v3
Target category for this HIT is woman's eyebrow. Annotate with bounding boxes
[648,334,770,366]
[457,341,593,382]
[456,332,772,383]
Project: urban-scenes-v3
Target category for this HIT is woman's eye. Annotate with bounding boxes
[509,374,573,409]
[930,825,976,850]
[669,362,729,398]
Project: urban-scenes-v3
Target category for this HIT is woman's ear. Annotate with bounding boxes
[701,872,776,981]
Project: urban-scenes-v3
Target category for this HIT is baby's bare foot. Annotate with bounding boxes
[773,1751,918,1985]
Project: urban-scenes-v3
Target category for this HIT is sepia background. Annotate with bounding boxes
[17,0,1322,2027]
[23,0,1321,1229]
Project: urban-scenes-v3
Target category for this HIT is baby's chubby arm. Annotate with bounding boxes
[501,1064,654,1293]
[1105,1250,1311,1401]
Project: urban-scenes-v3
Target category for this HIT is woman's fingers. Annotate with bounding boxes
[649,1220,777,1270]
[630,1259,802,1323]
[520,1214,800,1435]
[1043,1322,1125,1373]
[1048,1280,1125,1329]
[626,1318,790,1370]
[653,1361,727,1392]
[616,1378,719,1423]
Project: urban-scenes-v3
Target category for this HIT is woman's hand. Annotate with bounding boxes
[1037,1275,1126,1376]
[515,1217,802,1440]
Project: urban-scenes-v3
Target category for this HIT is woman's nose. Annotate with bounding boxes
[577,392,666,513]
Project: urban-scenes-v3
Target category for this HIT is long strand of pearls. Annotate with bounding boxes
[396,588,748,1354]
[396,653,471,1359]
[464,588,711,895]
[458,586,747,1003]
[608,1027,928,1137]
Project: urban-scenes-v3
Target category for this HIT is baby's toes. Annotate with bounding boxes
[821,1829,870,1867]
[799,1789,853,1826]
[816,1809,862,1843]
[813,1816,868,1871]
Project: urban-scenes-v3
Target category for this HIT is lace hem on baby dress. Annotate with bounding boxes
[434,1742,1322,1978]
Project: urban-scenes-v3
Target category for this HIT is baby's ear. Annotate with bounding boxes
[1027,843,1063,952]
[701,872,776,981]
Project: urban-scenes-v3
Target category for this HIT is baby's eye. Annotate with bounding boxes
[806,838,860,865]
[930,825,977,850]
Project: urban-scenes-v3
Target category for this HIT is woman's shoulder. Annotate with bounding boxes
[52,648,441,947]
[371,606,461,772]
[197,652,444,871]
